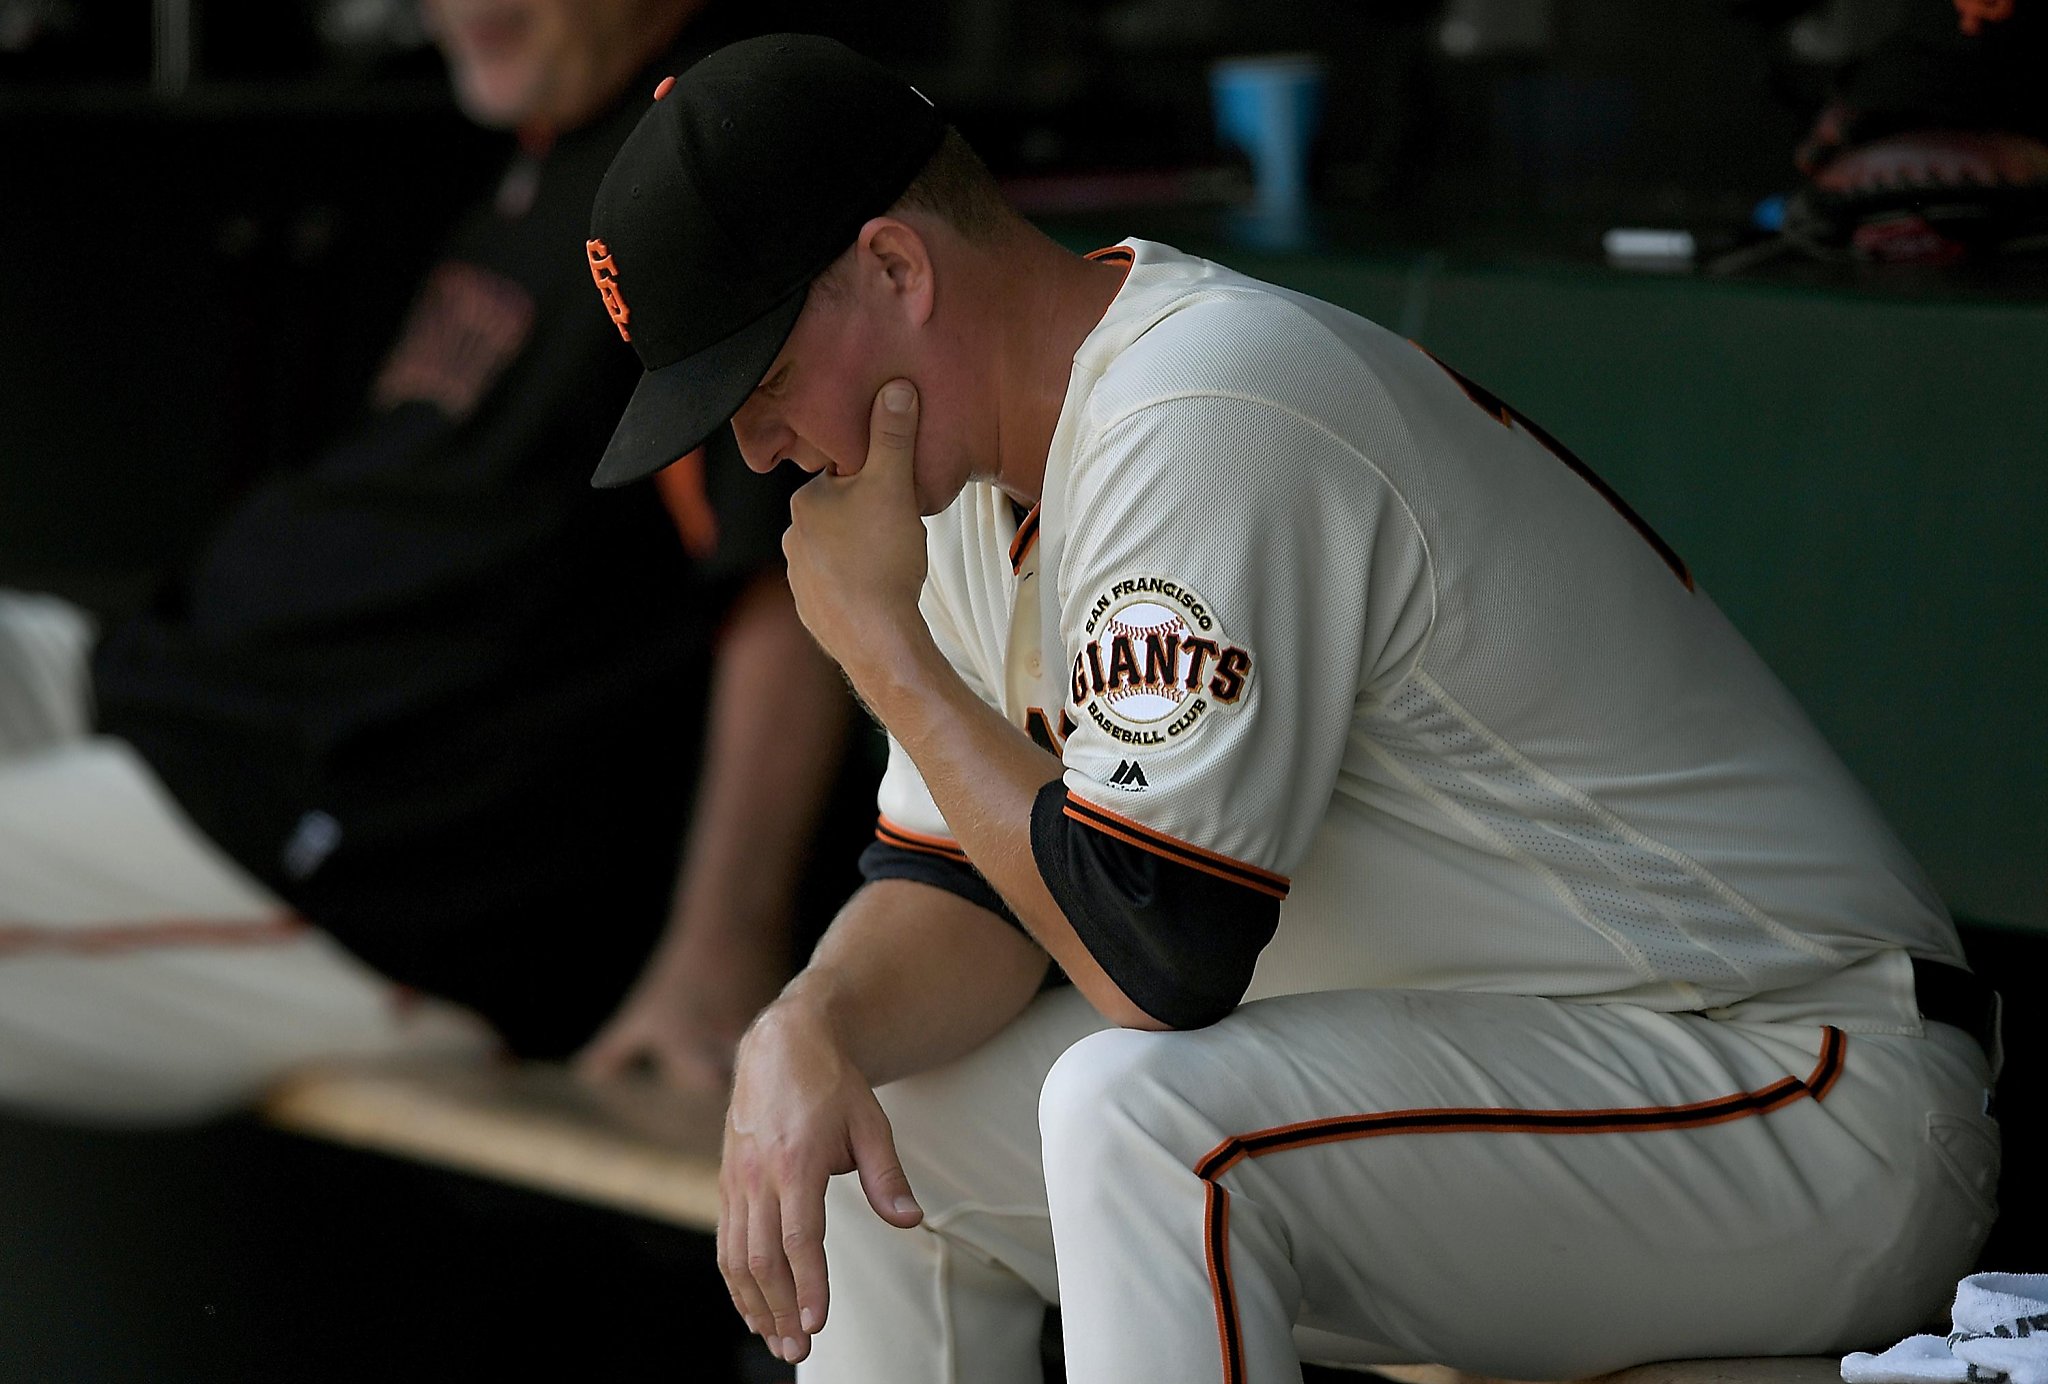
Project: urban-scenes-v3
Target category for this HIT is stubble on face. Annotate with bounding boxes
[739,233,993,515]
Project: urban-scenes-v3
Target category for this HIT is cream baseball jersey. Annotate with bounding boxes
[872,239,1959,1031]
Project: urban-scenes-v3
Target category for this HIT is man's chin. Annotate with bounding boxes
[915,480,966,518]
[447,67,546,130]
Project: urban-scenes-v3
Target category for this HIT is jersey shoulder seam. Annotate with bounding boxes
[1073,386,1441,687]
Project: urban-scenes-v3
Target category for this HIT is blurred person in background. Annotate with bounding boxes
[0,0,858,1119]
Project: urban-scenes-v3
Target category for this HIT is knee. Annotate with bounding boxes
[1037,1026,1193,1177]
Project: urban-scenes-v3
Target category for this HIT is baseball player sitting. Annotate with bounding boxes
[585,36,2004,1383]
[0,1,858,1122]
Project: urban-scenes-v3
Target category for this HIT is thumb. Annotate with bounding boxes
[848,1096,923,1227]
[864,379,919,483]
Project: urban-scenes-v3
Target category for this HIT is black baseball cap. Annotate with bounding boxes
[585,34,946,488]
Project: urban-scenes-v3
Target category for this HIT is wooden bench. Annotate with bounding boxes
[260,1056,725,1231]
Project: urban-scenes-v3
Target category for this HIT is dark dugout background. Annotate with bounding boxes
[1,1,2040,1379]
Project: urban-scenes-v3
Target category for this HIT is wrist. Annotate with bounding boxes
[840,622,947,720]
[766,966,841,1033]
[750,970,859,1069]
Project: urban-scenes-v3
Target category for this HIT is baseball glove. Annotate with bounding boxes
[1784,104,2048,262]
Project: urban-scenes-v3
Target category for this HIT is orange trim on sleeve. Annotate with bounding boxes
[1062,793,1289,900]
[874,815,970,864]
[0,916,309,958]
[1194,1026,1848,1384]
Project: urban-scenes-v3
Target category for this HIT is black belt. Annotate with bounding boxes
[1912,956,2002,1069]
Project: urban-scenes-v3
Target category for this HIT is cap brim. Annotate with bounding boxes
[590,288,808,489]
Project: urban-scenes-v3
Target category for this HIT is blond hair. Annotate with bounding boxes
[808,126,1017,299]
[890,126,1014,241]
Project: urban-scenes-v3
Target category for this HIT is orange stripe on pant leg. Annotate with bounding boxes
[1194,1027,1846,1382]
[1205,1180,1247,1384]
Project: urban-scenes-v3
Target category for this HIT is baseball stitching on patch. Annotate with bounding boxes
[1099,603,1196,723]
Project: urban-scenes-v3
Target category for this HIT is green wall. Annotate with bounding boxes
[1063,229,2047,931]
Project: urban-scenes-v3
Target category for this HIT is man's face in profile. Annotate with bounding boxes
[424,0,688,133]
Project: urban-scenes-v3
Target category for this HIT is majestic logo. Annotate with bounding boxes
[1108,760,1149,790]
[1953,0,2012,34]
[1070,577,1253,748]
[586,238,631,341]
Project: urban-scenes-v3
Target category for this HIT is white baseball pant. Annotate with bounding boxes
[799,983,1997,1384]
[0,591,491,1125]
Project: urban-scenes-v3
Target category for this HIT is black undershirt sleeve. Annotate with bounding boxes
[1029,780,1280,1030]
[857,837,1073,992]
[858,837,1018,925]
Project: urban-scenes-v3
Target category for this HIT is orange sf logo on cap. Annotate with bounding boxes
[586,238,631,342]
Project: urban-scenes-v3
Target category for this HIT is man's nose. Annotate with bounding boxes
[728,415,784,475]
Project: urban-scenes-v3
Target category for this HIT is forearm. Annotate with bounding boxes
[651,572,851,969]
[723,881,1027,1360]
[766,878,1048,1088]
[780,379,1161,1030]
[851,628,1164,1030]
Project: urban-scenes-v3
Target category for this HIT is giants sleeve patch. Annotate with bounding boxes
[1069,577,1254,749]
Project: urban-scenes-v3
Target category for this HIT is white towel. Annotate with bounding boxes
[1844,1274,2048,1384]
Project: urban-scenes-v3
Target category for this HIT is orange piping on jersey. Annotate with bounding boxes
[1062,792,1290,899]
[875,815,971,864]
[1008,506,1042,573]
[1085,244,1137,296]
[1204,1180,1245,1383]
[655,446,721,559]
[0,916,309,957]
[1195,1026,1847,1384]
[1408,340,1694,591]
[1024,708,1065,754]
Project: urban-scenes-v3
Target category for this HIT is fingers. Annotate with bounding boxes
[721,1132,827,1364]
[575,1010,740,1094]
[719,1186,776,1343]
[748,1185,806,1358]
[850,1099,923,1228]
[781,1180,830,1347]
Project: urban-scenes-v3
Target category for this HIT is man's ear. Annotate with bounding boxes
[855,216,936,327]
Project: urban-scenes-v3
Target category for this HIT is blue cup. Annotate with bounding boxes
[1210,54,1327,243]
